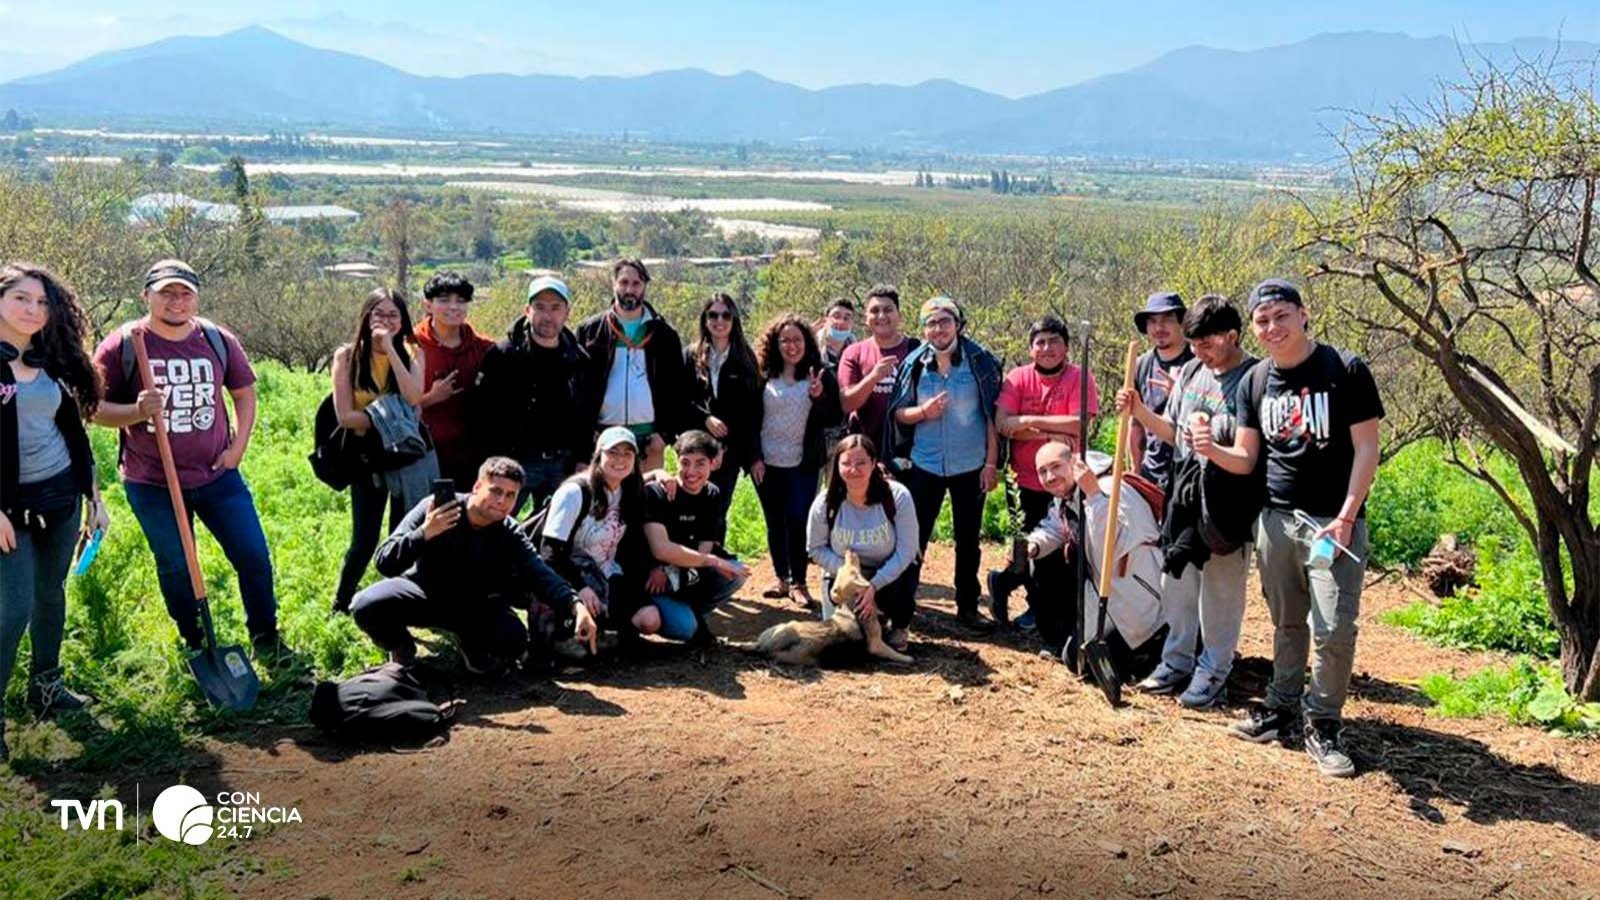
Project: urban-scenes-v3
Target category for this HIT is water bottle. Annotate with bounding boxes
[1308,534,1337,570]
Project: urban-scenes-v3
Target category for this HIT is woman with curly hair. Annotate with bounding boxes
[0,263,108,761]
[751,313,840,607]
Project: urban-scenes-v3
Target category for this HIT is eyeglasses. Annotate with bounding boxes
[370,310,402,322]
[923,316,956,329]
[705,311,734,321]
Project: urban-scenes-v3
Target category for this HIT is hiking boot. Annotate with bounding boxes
[1136,662,1191,696]
[1228,702,1296,744]
[1178,670,1228,709]
[1014,610,1037,633]
[27,668,88,718]
[251,631,295,664]
[987,570,1012,626]
[1304,717,1356,778]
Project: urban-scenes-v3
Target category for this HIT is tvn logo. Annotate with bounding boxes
[50,784,301,843]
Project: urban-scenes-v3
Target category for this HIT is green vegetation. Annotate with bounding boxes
[1419,660,1600,736]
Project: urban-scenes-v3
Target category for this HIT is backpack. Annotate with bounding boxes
[518,477,592,547]
[309,662,455,745]
[1120,472,1167,525]
[118,318,230,385]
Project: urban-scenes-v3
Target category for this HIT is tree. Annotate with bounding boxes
[1299,57,1600,699]
[529,223,570,268]
[381,199,414,291]
[225,155,265,271]
[469,194,500,262]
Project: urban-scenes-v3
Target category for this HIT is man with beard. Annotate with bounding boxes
[575,259,690,473]
[1128,292,1194,494]
[885,296,1003,631]
[470,275,596,512]
[991,315,1099,647]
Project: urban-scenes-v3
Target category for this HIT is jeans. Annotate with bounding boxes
[650,565,747,641]
[1158,545,1251,680]
[334,475,406,613]
[516,452,573,516]
[351,576,528,663]
[907,465,983,613]
[1256,509,1370,721]
[0,504,79,708]
[756,464,819,587]
[124,469,277,646]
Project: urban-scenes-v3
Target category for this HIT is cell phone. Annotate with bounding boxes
[74,529,104,576]
[431,478,457,510]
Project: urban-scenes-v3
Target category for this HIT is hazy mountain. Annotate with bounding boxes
[2,26,1595,160]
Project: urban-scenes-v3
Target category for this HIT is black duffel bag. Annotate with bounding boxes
[310,662,456,745]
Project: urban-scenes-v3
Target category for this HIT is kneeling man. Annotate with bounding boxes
[640,431,750,644]
[353,456,597,672]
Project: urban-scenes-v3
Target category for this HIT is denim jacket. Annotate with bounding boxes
[881,334,1003,471]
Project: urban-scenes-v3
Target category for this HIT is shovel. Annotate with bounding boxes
[1084,339,1141,707]
[1065,319,1093,674]
[131,328,260,711]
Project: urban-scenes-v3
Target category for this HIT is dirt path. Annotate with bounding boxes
[170,545,1598,898]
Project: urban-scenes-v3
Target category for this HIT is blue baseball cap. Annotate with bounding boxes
[526,275,571,303]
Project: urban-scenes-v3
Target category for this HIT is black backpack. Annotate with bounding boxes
[310,662,455,745]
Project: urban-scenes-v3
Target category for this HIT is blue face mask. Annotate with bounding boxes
[827,327,853,343]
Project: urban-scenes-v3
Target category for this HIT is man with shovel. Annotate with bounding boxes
[1194,279,1383,778]
[1023,443,1167,673]
[93,260,285,662]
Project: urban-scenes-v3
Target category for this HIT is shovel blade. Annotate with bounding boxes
[188,643,260,711]
[1083,639,1123,707]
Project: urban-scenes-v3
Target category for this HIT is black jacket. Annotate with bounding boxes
[685,341,763,471]
[574,303,692,443]
[0,364,95,520]
[470,318,596,465]
[375,495,577,612]
[754,368,843,472]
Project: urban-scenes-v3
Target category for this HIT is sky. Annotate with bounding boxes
[1,1,1597,96]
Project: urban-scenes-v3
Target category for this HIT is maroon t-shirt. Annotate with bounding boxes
[838,335,918,443]
[94,322,256,488]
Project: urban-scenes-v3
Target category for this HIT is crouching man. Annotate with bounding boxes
[640,431,750,646]
[352,456,597,673]
[1025,442,1167,668]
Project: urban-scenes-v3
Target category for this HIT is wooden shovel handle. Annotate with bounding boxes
[1097,340,1141,600]
[130,327,207,601]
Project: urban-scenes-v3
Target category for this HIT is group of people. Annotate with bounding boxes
[0,255,1382,778]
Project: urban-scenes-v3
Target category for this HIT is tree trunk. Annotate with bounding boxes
[1563,529,1600,701]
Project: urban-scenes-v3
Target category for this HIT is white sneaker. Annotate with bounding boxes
[1178,670,1228,709]
[1136,662,1191,695]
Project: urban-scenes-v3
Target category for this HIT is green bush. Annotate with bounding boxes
[1382,534,1561,658]
[1365,441,1520,568]
[1419,658,1600,735]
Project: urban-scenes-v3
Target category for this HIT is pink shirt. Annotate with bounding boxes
[997,363,1099,492]
[94,323,256,488]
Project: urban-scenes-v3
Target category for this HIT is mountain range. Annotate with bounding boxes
[2,27,1595,160]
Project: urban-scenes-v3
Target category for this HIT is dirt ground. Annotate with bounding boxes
[94,545,1600,897]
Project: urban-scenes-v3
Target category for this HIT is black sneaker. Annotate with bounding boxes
[1228,702,1295,744]
[27,668,89,717]
[1304,717,1356,778]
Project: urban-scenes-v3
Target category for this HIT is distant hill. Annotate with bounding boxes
[3,26,1595,160]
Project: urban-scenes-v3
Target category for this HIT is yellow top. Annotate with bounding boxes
[352,349,393,410]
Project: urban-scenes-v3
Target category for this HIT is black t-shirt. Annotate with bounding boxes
[1134,344,1194,492]
[642,481,726,548]
[1236,343,1385,517]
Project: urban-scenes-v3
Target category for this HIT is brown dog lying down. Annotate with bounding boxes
[751,551,913,666]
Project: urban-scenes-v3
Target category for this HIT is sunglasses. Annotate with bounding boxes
[705,310,735,321]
